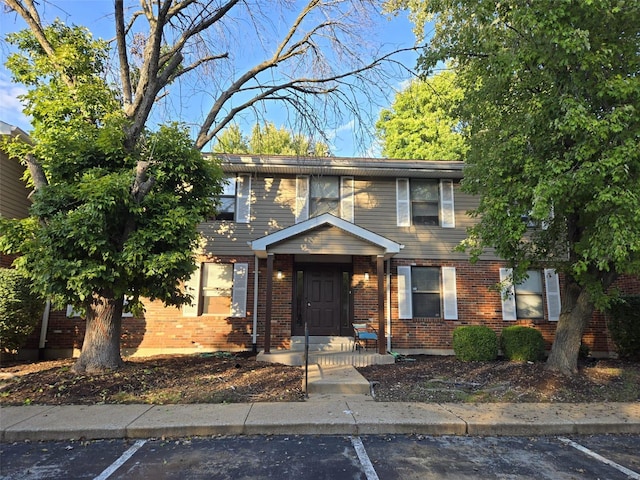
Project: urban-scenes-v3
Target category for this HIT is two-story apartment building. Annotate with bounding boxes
[21,154,639,360]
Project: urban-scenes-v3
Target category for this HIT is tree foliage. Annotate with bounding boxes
[1,21,222,372]
[213,122,330,156]
[376,70,467,160]
[394,0,640,374]
[0,267,44,353]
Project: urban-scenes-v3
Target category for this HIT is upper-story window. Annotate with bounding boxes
[500,268,561,321]
[396,179,455,228]
[296,175,354,223]
[214,174,251,223]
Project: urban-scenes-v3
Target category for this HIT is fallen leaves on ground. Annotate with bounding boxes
[0,353,638,405]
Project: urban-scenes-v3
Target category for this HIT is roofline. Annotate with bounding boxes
[250,213,404,259]
[0,121,32,144]
[207,154,464,179]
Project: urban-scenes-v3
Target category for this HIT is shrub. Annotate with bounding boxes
[607,296,640,360]
[0,268,44,353]
[500,325,545,362]
[452,325,498,361]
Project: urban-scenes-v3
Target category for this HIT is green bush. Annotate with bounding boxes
[500,325,546,362]
[607,296,640,360]
[0,268,44,353]
[452,325,498,361]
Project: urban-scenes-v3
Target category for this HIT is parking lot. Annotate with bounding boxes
[2,434,639,479]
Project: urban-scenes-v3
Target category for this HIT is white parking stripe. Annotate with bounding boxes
[558,437,640,480]
[351,436,380,480]
[94,439,147,480]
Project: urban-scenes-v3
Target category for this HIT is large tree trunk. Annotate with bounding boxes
[545,277,594,376]
[72,294,124,373]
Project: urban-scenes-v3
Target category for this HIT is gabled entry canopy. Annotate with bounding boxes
[250,213,403,259]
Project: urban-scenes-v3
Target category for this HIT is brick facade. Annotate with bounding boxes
[21,254,638,360]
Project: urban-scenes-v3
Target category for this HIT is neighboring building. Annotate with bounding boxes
[15,154,640,359]
[0,121,32,268]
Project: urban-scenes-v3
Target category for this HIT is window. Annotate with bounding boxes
[310,176,340,217]
[397,266,458,320]
[214,175,251,223]
[295,176,354,223]
[397,179,455,228]
[215,178,236,221]
[411,180,439,225]
[412,267,441,317]
[201,263,233,315]
[183,262,248,317]
[500,268,561,321]
[514,270,543,319]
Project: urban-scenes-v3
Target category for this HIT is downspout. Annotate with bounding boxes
[386,259,391,352]
[252,255,259,353]
[38,299,51,360]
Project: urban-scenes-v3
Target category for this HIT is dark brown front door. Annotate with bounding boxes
[294,266,350,336]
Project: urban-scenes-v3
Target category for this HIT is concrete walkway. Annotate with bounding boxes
[2,399,639,442]
[2,363,639,442]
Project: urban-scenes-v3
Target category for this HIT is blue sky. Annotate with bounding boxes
[0,1,421,157]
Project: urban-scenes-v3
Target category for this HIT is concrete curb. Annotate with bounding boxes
[1,401,639,442]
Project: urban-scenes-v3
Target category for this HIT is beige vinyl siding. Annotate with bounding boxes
[202,173,501,261]
[199,176,298,256]
[354,178,481,260]
[270,225,384,255]
[0,154,31,219]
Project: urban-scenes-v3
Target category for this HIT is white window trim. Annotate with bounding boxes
[235,174,251,224]
[295,175,310,223]
[340,176,354,223]
[396,179,410,227]
[397,265,412,319]
[439,179,455,228]
[231,262,248,317]
[499,268,518,321]
[182,263,202,317]
[441,267,458,320]
[544,269,561,321]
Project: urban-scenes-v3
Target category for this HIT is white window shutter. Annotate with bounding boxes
[340,176,354,222]
[396,179,410,227]
[295,175,309,223]
[231,262,248,317]
[441,267,458,320]
[397,265,413,319]
[182,263,202,317]
[499,268,517,321]
[440,179,455,228]
[544,269,561,321]
[235,174,251,224]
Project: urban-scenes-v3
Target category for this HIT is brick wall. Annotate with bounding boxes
[17,254,640,359]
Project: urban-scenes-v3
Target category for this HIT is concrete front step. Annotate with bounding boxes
[290,336,355,352]
[257,350,395,367]
[304,365,371,395]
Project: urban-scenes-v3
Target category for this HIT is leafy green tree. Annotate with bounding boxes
[394,0,640,374]
[376,70,467,160]
[213,122,330,156]
[1,23,222,372]
[212,124,249,154]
